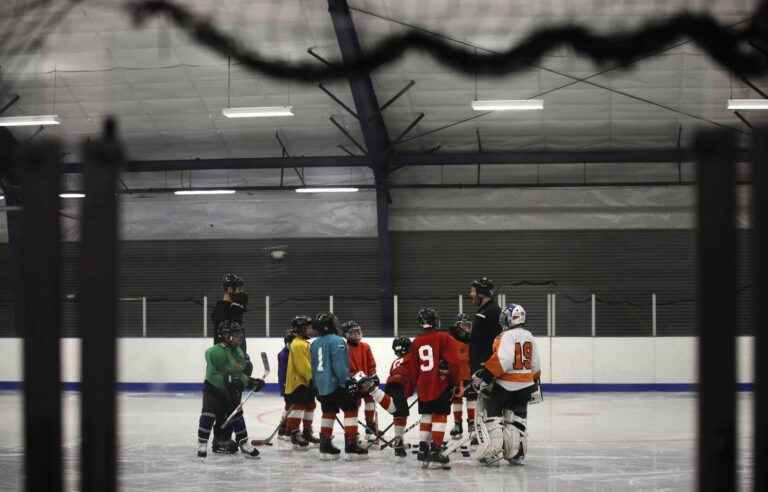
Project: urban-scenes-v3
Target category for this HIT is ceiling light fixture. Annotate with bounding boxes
[59,193,85,198]
[471,99,543,111]
[0,115,61,127]
[295,187,359,193]
[174,189,237,196]
[222,107,294,118]
[727,99,768,110]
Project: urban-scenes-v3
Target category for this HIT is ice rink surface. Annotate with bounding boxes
[0,391,754,491]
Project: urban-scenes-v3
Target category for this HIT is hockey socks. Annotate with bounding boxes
[452,396,463,423]
[431,414,448,446]
[419,414,432,443]
[197,412,215,444]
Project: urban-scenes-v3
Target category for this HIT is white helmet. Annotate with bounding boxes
[500,303,526,330]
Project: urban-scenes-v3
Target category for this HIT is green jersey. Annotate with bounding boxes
[204,343,249,390]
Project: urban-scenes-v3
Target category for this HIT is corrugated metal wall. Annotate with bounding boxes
[0,231,753,338]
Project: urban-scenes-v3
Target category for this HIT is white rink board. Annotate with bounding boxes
[0,337,756,386]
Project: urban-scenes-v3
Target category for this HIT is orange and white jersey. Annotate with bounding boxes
[483,327,541,391]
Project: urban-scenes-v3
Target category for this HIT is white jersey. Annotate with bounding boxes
[483,327,541,391]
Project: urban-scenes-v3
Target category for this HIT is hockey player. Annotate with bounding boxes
[277,327,296,440]
[196,320,265,458]
[468,277,501,444]
[410,307,460,467]
[449,313,472,440]
[358,336,415,457]
[472,304,541,466]
[341,320,378,446]
[212,273,251,369]
[284,315,320,450]
[310,313,368,460]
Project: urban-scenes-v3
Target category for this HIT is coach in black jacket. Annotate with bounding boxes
[468,277,502,375]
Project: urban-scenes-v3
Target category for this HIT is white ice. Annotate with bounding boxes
[0,391,754,491]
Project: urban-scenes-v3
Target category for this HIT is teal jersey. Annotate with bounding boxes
[310,334,349,396]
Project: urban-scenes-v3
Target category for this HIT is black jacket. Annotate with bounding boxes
[469,299,502,374]
[211,298,248,353]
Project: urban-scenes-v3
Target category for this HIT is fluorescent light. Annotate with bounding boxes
[59,193,85,198]
[222,106,294,118]
[471,99,543,111]
[174,189,236,196]
[727,99,768,110]
[295,187,359,193]
[0,115,61,127]
[0,195,4,200]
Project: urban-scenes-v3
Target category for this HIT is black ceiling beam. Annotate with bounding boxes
[328,0,394,332]
[59,148,752,174]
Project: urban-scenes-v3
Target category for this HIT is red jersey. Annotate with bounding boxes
[410,330,460,402]
[347,341,376,376]
[387,353,415,397]
[448,336,471,381]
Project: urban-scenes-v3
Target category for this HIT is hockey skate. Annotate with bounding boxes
[422,442,451,470]
[319,435,341,460]
[238,438,260,459]
[212,439,238,455]
[416,441,430,462]
[364,427,380,448]
[290,430,310,451]
[196,441,207,458]
[277,419,290,441]
[302,428,321,445]
[345,440,369,461]
[450,421,463,440]
[392,437,407,458]
[508,442,525,466]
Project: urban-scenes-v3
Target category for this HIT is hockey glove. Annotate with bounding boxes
[471,368,494,395]
[438,359,450,380]
[243,355,254,377]
[247,377,265,392]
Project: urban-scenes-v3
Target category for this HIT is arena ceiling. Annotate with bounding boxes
[0,0,765,190]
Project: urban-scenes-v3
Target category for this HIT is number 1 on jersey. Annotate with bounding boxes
[317,347,324,372]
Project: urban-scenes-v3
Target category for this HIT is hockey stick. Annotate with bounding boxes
[251,422,281,446]
[356,417,395,448]
[378,418,420,450]
[220,352,270,429]
[374,397,418,438]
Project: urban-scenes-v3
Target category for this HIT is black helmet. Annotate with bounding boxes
[217,320,243,343]
[222,272,244,289]
[471,277,494,297]
[291,315,313,330]
[392,336,412,357]
[341,320,361,335]
[451,313,472,342]
[417,307,440,330]
[314,312,338,335]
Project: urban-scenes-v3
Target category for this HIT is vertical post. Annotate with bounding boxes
[552,294,556,337]
[202,296,207,338]
[20,140,62,492]
[80,119,120,492]
[142,297,147,338]
[651,293,657,337]
[458,294,463,314]
[591,294,596,337]
[265,296,270,337]
[497,294,502,306]
[753,127,767,492]
[329,295,334,314]
[546,294,551,337]
[696,130,736,492]
[393,295,398,337]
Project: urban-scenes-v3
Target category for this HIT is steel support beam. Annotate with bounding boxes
[0,129,23,335]
[60,148,751,174]
[329,0,394,332]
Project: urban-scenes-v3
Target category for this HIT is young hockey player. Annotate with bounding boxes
[276,327,296,440]
[449,313,472,440]
[341,320,378,446]
[310,313,368,460]
[358,336,415,457]
[472,303,541,466]
[410,307,461,467]
[196,320,265,459]
[284,315,320,449]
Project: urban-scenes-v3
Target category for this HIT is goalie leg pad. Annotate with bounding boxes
[473,416,504,463]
